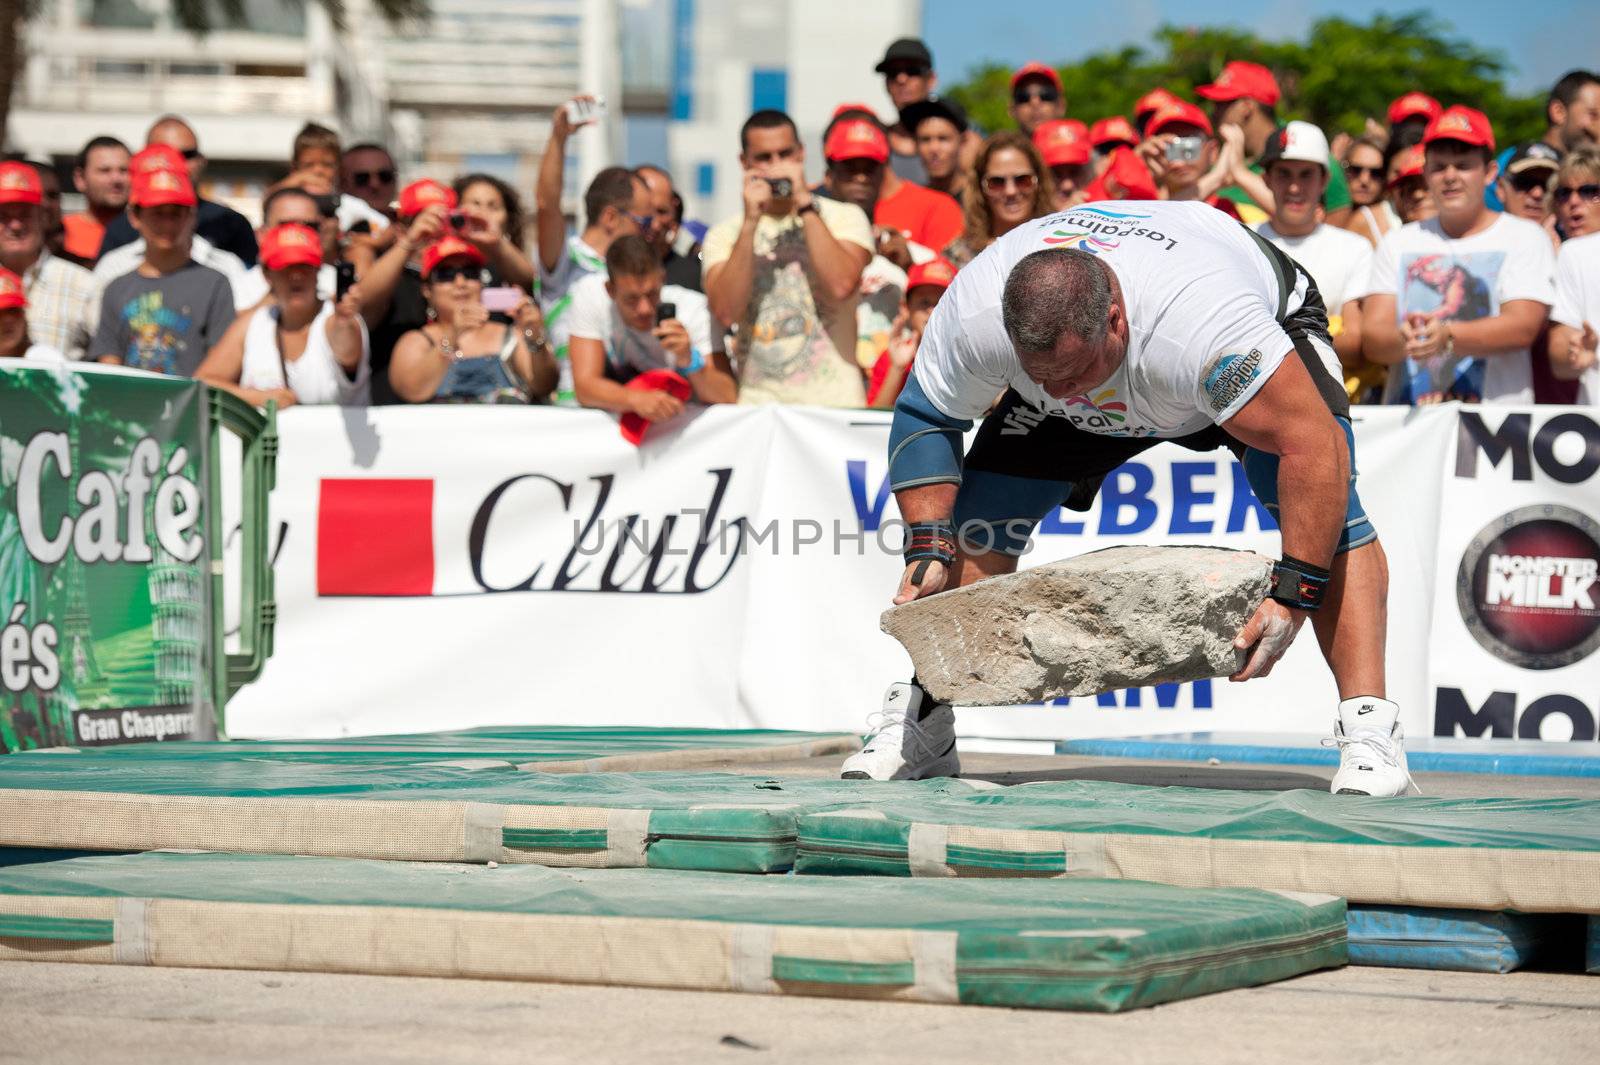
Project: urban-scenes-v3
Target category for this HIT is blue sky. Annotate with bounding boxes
[923,1,1598,95]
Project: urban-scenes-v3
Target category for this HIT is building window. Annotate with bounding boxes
[750,69,787,114]
[696,163,714,198]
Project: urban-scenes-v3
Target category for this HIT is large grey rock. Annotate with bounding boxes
[882,545,1273,705]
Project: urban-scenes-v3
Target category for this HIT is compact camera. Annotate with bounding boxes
[1165,136,1206,164]
[765,177,794,199]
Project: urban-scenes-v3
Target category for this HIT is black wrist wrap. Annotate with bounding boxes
[1270,554,1331,611]
[905,521,957,567]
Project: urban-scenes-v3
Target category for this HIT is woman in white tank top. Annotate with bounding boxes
[196,223,369,408]
[1340,137,1400,247]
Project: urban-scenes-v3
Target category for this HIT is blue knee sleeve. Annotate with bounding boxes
[888,374,971,492]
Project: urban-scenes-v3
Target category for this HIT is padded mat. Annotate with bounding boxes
[0,755,979,871]
[794,781,1600,913]
[1345,906,1581,973]
[0,852,1346,1012]
[14,726,859,772]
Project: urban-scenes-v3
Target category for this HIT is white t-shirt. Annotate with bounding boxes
[565,275,717,380]
[238,300,369,405]
[6,344,64,362]
[539,234,606,405]
[915,200,1334,438]
[232,263,338,311]
[1551,231,1600,405]
[1254,221,1374,311]
[702,198,875,407]
[94,233,251,310]
[337,193,390,235]
[1362,213,1556,404]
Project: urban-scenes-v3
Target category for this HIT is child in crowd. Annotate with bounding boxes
[867,257,954,409]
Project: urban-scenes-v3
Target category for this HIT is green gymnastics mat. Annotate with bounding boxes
[0,751,973,872]
[12,726,858,772]
[794,781,1600,913]
[0,852,1346,1012]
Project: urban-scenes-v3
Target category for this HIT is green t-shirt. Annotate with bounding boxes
[1217,153,1351,225]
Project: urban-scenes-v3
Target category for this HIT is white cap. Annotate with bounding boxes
[1268,121,1330,169]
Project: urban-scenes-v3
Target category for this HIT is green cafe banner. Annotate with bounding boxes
[0,363,274,752]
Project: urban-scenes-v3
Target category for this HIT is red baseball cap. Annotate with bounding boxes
[1089,116,1139,149]
[824,119,890,163]
[906,257,956,293]
[620,369,692,446]
[0,268,26,310]
[1134,87,1180,118]
[1388,92,1442,125]
[130,166,197,208]
[0,163,41,207]
[1033,119,1091,166]
[1196,61,1280,107]
[420,235,487,279]
[398,178,457,218]
[130,144,186,178]
[259,223,324,271]
[831,102,879,122]
[1146,99,1214,137]
[1082,146,1158,202]
[1011,62,1062,94]
[1387,145,1426,186]
[1424,105,1495,152]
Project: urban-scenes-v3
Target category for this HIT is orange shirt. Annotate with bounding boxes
[62,213,107,261]
[874,181,963,255]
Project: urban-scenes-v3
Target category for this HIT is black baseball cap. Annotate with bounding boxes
[1505,141,1562,176]
[875,38,933,74]
[899,96,968,135]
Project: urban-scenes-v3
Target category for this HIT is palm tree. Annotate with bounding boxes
[0,0,430,147]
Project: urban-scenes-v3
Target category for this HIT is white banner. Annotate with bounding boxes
[226,402,1497,745]
[1429,406,1600,744]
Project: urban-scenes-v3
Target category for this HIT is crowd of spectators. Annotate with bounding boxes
[5,44,1600,435]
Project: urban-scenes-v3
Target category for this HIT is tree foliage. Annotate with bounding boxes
[946,11,1547,147]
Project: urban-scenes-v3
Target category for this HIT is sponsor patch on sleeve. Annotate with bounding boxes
[1202,349,1264,413]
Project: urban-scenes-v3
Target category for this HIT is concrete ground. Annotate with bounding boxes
[3,748,1597,1064]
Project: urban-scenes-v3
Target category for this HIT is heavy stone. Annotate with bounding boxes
[881,546,1273,705]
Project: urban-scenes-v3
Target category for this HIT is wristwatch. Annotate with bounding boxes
[796,199,819,217]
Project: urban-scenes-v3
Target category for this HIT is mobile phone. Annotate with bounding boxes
[655,301,677,326]
[1166,136,1205,164]
[334,261,357,301]
[482,286,521,313]
[565,96,607,125]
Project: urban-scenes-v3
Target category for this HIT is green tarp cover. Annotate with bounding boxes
[8,726,858,770]
[794,781,1600,913]
[0,852,1346,1012]
[0,754,970,871]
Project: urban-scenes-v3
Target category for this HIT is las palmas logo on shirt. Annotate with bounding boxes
[1043,204,1180,252]
[1043,229,1120,254]
[1058,387,1155,437]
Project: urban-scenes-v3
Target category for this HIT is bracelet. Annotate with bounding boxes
[1269,554,1331,611]
[904,520,957,567]
[523,329,548,348]
[681,346,706,375]
[1442,321,1454,359]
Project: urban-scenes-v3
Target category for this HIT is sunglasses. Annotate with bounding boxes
[351,169,396,188]
[1345,164,1384,181]
[430,264,488,284]
[179,148,203,161]
[883,64,929,80]
[1555,184,1600,204]
[1508,172,1552,195]
[627,211,656,231]
[984,172,1037,193]
[1012,88,1060,105]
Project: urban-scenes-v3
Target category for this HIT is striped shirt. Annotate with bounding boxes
[21,250,100,361]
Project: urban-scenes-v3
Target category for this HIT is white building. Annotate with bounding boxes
[666,0,920,227]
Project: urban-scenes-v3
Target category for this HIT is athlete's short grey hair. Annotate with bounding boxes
[1001,248,1112,357]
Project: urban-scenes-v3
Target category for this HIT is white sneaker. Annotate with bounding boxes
[1325,697,1416,797]
[840,682,960,781]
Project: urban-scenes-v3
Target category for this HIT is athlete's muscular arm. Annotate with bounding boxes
[1221,353,1350,681]
[888,372,973,604]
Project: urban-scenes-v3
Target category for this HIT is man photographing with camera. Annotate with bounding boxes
[704,109,874,406]
[569,235,736,421]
